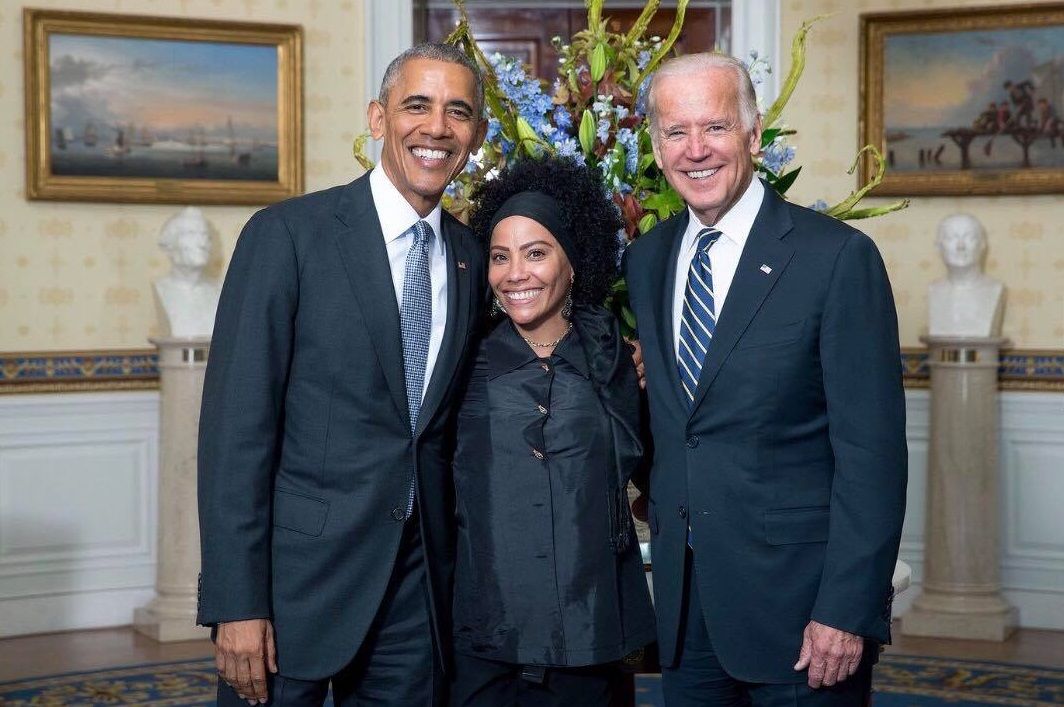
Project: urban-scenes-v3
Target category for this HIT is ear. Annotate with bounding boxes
[368,100,385,141]
[748,115,763,157]
[472,116,488,154]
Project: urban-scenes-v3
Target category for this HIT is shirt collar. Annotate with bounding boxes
[369,166,444,245]
[485,320,589,380]
[683,176,765,250]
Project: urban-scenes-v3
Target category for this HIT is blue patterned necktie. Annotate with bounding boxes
[400,219,434,518]
[677,227,723,406]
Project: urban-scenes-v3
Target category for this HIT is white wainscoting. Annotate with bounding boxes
[0,388,1060,635]
[894,389,1064,630]
[0,392,159,637]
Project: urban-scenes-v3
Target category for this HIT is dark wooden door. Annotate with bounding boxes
[421,4,730,79]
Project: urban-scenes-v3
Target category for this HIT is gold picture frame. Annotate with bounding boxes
[24,9,303,205]
[860,4,1064,196]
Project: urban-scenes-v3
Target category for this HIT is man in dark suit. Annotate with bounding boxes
[197,43,487,706]
[624,53,907,705]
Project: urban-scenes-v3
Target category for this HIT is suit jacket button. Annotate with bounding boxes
[391,507,405,521]
[679,505,688,519]
[685,435,699,448]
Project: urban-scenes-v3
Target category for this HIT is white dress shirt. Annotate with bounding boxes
[370,167,449,402]
[672,177,765,357]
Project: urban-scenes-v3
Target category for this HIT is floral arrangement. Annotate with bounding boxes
[354,0,908,332]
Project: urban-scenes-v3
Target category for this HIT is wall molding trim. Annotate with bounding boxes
[0,391,160,637]
[4,347,1061,394]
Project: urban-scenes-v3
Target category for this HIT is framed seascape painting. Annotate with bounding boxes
[860,4,1064,196]
[24,10,303,205]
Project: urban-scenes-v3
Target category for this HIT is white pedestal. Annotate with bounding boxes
[133,337,211,642]
[901,336,1017,641]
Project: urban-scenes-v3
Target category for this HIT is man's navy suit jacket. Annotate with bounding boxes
[625,183,907,684]
[197,172,485,680]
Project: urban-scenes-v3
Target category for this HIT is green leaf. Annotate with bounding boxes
[590,42,607,82]
[773,166,802,195]
[760,128,782,148]
[638,212,658,234]
[579,109,596,155]
[515,116,544,156]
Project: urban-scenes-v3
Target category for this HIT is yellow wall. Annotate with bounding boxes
[0,0,366,352]
[781,0,1064,349]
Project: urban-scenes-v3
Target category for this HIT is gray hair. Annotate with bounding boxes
[646,53,759,135]
[379,43,484,115]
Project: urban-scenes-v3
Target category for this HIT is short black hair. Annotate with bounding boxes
[469,157,623,307]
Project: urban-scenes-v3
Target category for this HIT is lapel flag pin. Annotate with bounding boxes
[457,261,467,270]
[760,264,772,274]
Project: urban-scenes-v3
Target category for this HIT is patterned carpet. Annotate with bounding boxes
[0,654,1061,706]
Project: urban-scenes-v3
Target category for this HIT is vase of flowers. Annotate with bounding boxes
[354,0,908,333]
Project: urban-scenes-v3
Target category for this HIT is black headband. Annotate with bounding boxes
[487,190,576,260]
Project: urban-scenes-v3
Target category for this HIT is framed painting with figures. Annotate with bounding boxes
[24,9,303,205]
[860,4,1064,196]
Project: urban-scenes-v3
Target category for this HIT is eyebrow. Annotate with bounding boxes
[491,240,555,251]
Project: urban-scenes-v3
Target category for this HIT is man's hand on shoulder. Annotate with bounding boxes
[793,620,863,689]
[216,618,278,705]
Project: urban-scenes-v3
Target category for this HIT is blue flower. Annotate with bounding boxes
[637,50,652,70]
[553,106,572,132]
[760,140,796,174]
[553,137,586,165]
[809,199,828,212]
[614,105,630,121]
[616,128,639,174]
[596,118,611,144]
[634,75,652,116]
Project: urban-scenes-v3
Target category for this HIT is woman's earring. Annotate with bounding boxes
[561,288,573,320]
[491,296,507,318]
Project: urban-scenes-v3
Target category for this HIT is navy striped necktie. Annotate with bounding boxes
[677,227,723,406]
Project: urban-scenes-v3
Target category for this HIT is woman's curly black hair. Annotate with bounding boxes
[468,156,624,307]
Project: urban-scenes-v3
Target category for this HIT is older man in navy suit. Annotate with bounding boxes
[624,53,907,705]
[197,43,487,707]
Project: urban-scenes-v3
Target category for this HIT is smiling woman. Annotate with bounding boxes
[452,155,654,707]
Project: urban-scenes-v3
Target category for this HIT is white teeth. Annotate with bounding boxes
[686,168,718,179]
[506,289,541,302]
[412,147,448,160]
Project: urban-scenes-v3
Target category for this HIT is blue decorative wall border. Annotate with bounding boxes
[0,348,1060,393]
[901,348,1064,391]
[0,350,159,393]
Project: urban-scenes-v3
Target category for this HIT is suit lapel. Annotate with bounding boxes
[415,215,471,438]
[332,174,411,428]
[651,211,691,415]
[688,186,796,414]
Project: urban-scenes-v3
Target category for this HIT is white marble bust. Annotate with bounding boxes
[928,213,1005,338]
[154,207,221,338]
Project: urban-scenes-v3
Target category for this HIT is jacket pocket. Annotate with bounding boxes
[764,506,829,545]
[273,488,329,537]
[736,319,805,350]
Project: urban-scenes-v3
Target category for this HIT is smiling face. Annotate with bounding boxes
[488,215,573,338]
[651,67,761,226]
[368,58,486,216]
